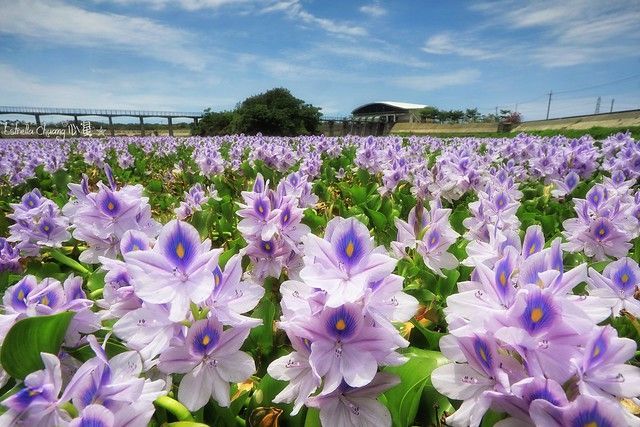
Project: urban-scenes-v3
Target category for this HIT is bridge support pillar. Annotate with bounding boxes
[139,116,145,136]
[167,117,173,136]
[108,116,115,136]
[193,117,198,126]
[74,115,79,129]
[35,114,41,127]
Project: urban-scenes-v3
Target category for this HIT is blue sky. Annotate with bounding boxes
[0,0,639,122]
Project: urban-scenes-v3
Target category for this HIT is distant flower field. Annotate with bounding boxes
[0,132,639,427]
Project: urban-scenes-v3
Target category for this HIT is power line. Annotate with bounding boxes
[553,73,640,95]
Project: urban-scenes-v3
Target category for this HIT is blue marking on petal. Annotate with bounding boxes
[191,321,220,355]
[12,281,33,310]
[260,240,275,255]
[588,333,607,367]
[39,220,54,236]
[326,306,358,340]
[426,229,441,250]
[520,293,556,334]
[473,337,493,371]
[253,197,269,219]
[612,262,636,292]
[123,236,147,254]
[11,387,41,410]
[336,226,364,266]
[494,193,508,210]
[81,381,98,407]
[570,406,613,427]
[164,222,196,269]
[494,257,513,297]
[212,265,223,288]
[280,206,291,226]
[592,219,610,241]
[525,385,561,406]
[100,192,121,217]
[565,173,578,190]
[79,417,109,427]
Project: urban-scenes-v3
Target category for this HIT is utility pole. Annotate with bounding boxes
[610,98,615,113]
[546,91,552,120]
[595,96,601,114]
[515,103,518,113]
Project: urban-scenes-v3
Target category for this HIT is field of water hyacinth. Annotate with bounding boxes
[0,132,639,427]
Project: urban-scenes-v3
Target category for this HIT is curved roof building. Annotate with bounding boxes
[351,101,427,122]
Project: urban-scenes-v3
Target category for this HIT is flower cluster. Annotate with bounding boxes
[64,167,160,263]
[434,229,640,426]
[562,181,635,260]
[268,217,417,426]
[391,201,460,276]
[0,337,165,426]
[174,183,218,220]
[7,189,70,256]
[237,173,311,280]
[104,220,262,409]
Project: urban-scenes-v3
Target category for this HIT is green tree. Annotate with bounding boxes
[233,88,321,136]
[418,106,439,122]
[464,108,480,122]
[193,109,235,136]
[449,110,464,123]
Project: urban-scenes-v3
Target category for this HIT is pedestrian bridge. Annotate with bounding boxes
[0,106,203,136]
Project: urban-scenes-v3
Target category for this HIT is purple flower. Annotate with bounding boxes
[124,220,221,321]
[293,303,400,394]
[0,352,71,426]
[204,254,264,327]
[69,404,114,427]
[587,257,640,318]
[306,373,399,427]
[268,335,321,415]
[0,238,21,272]
[530,395,628,427]
[158,317,255,410]
[300,217,396,307]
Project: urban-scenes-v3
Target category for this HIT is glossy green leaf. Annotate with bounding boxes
[383,347,449,427]
[1,312,75,379]
[303,408,321,427]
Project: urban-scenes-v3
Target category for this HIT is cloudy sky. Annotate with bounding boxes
[1,0,639,122]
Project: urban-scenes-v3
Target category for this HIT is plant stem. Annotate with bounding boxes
[154,395,194,421]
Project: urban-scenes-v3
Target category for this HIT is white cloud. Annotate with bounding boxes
[359,2,387,17]
[422,33,500,60]
[321,45,430,68]
[394,69,481,91]
[0,0,205,71]
[262,0,367,37]
[470,0,640,67]
[0,63,227,115]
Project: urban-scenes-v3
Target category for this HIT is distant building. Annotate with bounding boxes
[351,101,427,123]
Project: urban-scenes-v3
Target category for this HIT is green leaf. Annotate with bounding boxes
[148,179,163,193]
[304,408,322,427]
[247,373,306,427]
[367,208,387,229]
[383,347,449,427]
[1,312,75,379]
[350,186,368,205]
[247,297,276,357]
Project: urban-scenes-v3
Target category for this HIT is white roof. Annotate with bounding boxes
[352,101,428,115]
[376,101,428,110]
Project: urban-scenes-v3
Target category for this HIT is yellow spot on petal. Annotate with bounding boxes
[593,345,601,358]
[584,422,598,427]
[40,295,49,306]
[499,272,507,286]
[132,244,140,251]
[107,202,115,211]
[335,319,346,331]
[43,225,50,232]
[28,390,39,397]
[531,308,543,323]
[598,228,605,236]
[214,274,221,286]
[345,241,355,258]
[479,347,488,362]
[17,290,24,300]
[28,200,34,207]
[430,236,437,245]
[202,335,211,346]
[622,274,629,283]
[176,242,185,259]
[529,244,536,254]
[283,214,289,223]
[258,205,264,213]
[264,243,271,251]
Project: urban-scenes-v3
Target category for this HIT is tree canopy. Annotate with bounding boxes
[194,88,321,136]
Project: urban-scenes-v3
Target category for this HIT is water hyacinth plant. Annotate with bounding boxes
[0,132,638,426]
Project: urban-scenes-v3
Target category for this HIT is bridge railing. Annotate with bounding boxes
[0,106,203,118]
